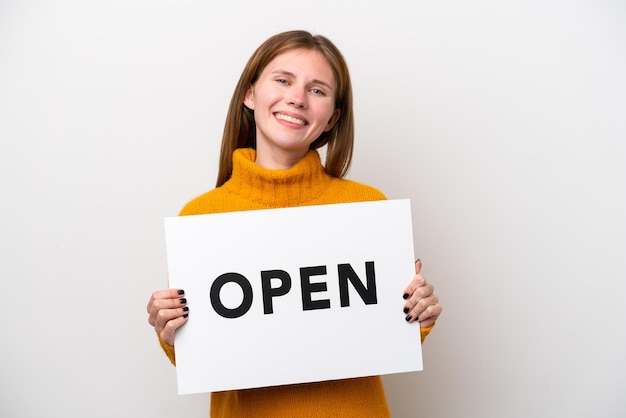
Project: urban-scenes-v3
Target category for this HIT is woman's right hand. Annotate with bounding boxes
[147,289,189,346]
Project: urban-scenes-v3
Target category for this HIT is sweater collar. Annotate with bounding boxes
[223,148,332,207]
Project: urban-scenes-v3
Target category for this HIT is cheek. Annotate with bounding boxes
[316,104,336,122]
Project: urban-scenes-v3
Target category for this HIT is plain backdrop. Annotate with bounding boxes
[1,1,624,417]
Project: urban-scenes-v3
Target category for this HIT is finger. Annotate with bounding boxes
[402,273,427,300]
[411,292,438,318]
[411,282,433,301]
[414,302,443,328]
[402,259,424,299]
[147,288,185,314]
[405,294,440,324]
[154,306,189,334]
[402,281,432,314]
[148,296,188,326]
[402,280,433,314]
[158,314,189,346]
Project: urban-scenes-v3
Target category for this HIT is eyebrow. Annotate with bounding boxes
[270,70,335,92]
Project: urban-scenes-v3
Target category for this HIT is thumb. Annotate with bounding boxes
[415,259,422,274]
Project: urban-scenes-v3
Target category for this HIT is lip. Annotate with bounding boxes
[274,112,307,126]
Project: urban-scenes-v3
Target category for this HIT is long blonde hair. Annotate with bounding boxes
[215,30,355,187]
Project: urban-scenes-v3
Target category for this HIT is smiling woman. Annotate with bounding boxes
[3,1,622,417]
[145,29,442,418]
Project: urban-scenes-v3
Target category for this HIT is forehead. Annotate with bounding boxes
[262,48,336,86]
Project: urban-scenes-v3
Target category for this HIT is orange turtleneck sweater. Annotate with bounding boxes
[159,148,434,417]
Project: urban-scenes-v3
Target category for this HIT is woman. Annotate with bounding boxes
[147,29,442,417]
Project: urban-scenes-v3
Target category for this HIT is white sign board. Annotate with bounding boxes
[164,199,422,395]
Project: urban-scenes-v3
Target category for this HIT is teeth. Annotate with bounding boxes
[276,113,305,126]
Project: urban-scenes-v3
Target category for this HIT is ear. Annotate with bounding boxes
[323,109,341,132]
[243,86,255,110]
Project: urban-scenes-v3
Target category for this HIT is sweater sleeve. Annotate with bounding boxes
[420,323,435,344]
[158,335,176,365]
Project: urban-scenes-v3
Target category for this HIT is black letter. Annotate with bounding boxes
[338,261,377,307]
[210,272,253,319]
[261,270,292,314]
[300,266,331,310]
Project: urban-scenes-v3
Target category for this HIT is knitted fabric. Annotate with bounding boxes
[158,148,434,417]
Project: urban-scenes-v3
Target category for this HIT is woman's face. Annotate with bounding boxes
[244,48,340,170]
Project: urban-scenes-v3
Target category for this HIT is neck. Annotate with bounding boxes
[254,143,309,170]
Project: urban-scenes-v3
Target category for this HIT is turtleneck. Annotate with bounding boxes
[224,148,331,207]
[179,147,388,216]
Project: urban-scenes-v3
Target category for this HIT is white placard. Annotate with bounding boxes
[164,199,422,395]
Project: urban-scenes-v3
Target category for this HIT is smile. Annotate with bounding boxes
[276,113,306,126]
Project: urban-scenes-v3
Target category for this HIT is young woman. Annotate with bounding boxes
[147,29,442,418]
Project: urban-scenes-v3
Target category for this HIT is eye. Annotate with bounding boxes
[276,78,289,84]
[310,88,325,96]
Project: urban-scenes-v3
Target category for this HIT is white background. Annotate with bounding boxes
[0,1,624,417]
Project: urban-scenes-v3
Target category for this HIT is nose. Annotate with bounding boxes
[287,88,307,108]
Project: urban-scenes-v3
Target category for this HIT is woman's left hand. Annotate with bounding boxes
[402,259,442,328]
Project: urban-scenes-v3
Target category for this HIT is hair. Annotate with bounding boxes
[215,30,354,187]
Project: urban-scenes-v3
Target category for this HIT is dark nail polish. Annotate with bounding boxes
[405,315,412,322]
[415,259,421,263]
[183,313,189,318]
[403,307,410,314]
[177,289,185,295]
[179,298,187,304]
[182,306,189,312]
[403,293,409,300]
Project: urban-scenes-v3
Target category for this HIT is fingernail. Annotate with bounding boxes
[403,293,409,300]
[405,315,412,322]
[415,259,421,263]
[179,298,187,304]
[403,307,410,314]
[183,313,189,318]
[177,289,185,295]
[182,306,189,312]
